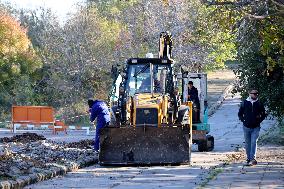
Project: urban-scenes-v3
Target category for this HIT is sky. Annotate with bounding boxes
[3,0,84,22]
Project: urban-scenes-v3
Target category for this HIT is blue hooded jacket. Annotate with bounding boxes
[90,100,110,127]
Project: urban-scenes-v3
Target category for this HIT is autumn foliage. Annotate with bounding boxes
[0,11,30,55]
[0,10,40,74]
[0,8,41,120]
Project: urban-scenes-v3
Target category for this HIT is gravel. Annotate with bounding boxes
[0,133,96,181]
[0,133,46,143]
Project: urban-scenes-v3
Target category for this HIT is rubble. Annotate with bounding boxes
[65,139,93,149]
[0,133,46,143]
[0,133,96,182]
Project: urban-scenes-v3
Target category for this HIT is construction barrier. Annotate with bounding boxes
[53,120,90,135]
[12,106,54,133]
[11,106,91,135]
[12,123,90,135]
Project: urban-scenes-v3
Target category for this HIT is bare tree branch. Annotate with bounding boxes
[246,13,268,19]
[201,0,254,6]
[271,0,284,8]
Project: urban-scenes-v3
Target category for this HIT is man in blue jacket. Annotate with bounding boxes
[238,89,266,166]
[88,99,110,153]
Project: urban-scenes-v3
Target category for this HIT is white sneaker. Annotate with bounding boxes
[245,159,251,166]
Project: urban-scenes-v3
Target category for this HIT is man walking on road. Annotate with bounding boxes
[238,89,266,166]
[88,99,110,153]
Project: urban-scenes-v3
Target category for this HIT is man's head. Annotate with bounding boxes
[88,99,94,108]
[249,89,259,100]
[188,81,193,89]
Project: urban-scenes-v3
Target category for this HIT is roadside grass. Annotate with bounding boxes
[0,175,14,181]
[0,122,10,129]
[198,168,223,188]
[64,115,91,127]
[0,123,5,128]
[259,120,284,146]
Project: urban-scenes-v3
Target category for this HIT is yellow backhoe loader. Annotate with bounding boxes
[99,32,213,165]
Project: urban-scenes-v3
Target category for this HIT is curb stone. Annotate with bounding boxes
[208,83,235,116]
[0,157,97,189]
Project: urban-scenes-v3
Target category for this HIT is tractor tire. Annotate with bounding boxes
[110,106,120,126]
[177,105,189,124]
[198,135,214,152]
[197,140,207,152]
[207,135,214,151]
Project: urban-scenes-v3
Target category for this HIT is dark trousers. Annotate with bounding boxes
[192,101,200,123]
[94,122,109,151]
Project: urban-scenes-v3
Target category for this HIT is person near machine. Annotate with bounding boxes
[173,87,188,124]
[174,87,181,106]
[188,81,200,122]
[139,76,161,93]
[88,99,110,153]
[238,89,266,166]
[138,76,151,92]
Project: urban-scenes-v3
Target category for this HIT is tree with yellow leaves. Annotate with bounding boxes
[0,6,41,120]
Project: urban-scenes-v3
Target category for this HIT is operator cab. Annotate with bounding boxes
[125,58,173,96]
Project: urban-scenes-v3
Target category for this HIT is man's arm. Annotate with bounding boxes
[238,101,244,122]
[259,103,266,123]
[90,105,98,122]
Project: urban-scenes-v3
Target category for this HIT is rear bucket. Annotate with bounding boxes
[99,126,191,165]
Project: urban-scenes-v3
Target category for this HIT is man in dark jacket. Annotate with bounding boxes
[188,81,200,122]
[88,99,110,153]
[188,81,199,103]
[238,89,266,166]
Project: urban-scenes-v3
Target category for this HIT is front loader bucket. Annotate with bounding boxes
[99,126,191,165]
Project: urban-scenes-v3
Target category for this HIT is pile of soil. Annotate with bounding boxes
[0,133,46,143]
[66,139,93,149]
[0,138,95,180]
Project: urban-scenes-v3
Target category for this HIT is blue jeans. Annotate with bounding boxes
[243,126,260,160]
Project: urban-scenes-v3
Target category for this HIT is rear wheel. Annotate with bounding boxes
[198,135,214,152]
[177,105,189,124]
[110,106,121,126]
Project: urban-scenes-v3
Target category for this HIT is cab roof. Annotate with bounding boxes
[127,58,173,65]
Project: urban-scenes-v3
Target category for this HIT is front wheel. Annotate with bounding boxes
[197,135,214,152]
[110,106,120,126]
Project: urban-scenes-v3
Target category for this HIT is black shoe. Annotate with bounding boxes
[245,159,251,166]
[251,159,257,165]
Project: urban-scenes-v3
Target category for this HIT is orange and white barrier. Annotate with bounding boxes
[11,106,91,135]
[54,125,90,135]
[12,123,91,135]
